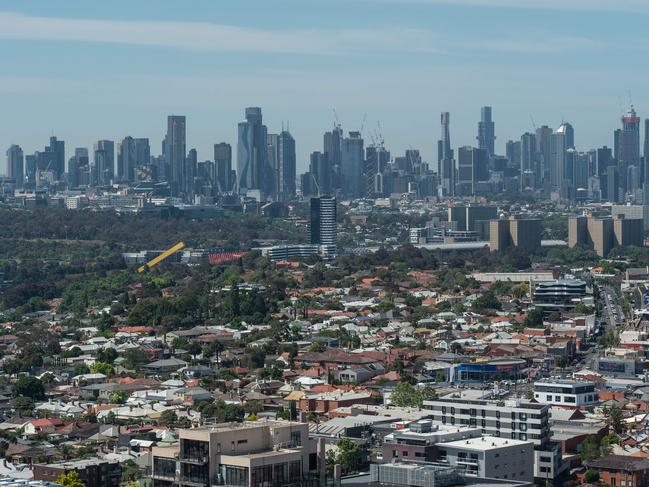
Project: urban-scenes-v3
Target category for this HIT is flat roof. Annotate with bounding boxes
[439,436,532,451]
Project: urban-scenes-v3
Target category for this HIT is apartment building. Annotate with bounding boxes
[423,397,565,481]
[437,436,534,482]
[151,420,320,487]
[533,379,598,407]
[382,420,482,462]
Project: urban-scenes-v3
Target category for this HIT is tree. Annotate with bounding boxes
[159,409,178,426]
[12,375,45,400]
[584,470,600,483]
[556,356,568,368]
[57,471,85,487]
[580,435,601,463]
[523,308,543,328]
[390,382,437,408]
[603,406,624,434]
[90,361,113,375]
[334,437,365,474]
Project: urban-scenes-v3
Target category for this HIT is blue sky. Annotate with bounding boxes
[1,0,648,171]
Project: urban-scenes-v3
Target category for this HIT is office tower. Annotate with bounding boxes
[135,138,150,167]
[606,165,620,203]
[535,125,552,186]
[24,154,36,186]
[520,132,536,190]
[573,151,589,191]
[309,151,331,196]
[93,140,114,186]
[341,131,364,197]
[477,106,496,156]
[310,195,337,246]
[616,105,641,195]
[549,122,573,196]
[117,136,136,182]
[237,107,269,197]
[457,146,488,196]
[164,115,187,195]
[6,145,23,186]
[266,133,279,199]
[506,140,521,167]
[68,148,89,189]
[36,136,65,181]
[276,130,296,201]
[324,124,343,192]
[364,144,390,198]
[489,216,542,252]
[185,148,197,197]
[214,143,232,193]
[438,112,455,196]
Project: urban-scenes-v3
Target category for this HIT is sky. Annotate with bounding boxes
[1,0,649,172]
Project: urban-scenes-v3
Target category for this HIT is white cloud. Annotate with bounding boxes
[0,11,439,55]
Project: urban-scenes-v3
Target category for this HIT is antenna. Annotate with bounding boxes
[628,90,633,108]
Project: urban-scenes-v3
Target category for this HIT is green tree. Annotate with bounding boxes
[57,471,86,487]
[390,382,437,408]
[159,409,178,426]
[334,437,365,474]
[12,375,45,400]
[580,435,601,463]
[90,361,113,375]
[523,308,543,328]
[584,470,599,483]
[603,406,624,434]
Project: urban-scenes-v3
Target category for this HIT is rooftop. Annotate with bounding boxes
[439,436,531,451]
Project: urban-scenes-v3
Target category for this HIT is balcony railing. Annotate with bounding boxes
[180,454,209,464]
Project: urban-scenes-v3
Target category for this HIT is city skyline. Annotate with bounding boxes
[1,1,649,169]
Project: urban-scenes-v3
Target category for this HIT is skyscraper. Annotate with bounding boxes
[310,196,337,256]
[185,148,197,198]
[520,132,536,190]
[341,131,364,197]
[506,140,521,167]
[323,125,343,192]
[309,151,331,196]
[548,122,574,196]
[237,107,269,197]
[37,136,65,182]
[164,115,187,195]
[94,140,114,186]
[477,106,496,156]
[68,148,89,189]
[276,130,296,201]
[616,105,640,195]
[118,136,136,182]
[214,142,233,193]
[535,125,552,187]
[457,146,488,196]
[6,145,23,187]
[438,112,454,196]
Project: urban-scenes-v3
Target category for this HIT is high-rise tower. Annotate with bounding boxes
[164,115,187,195]
[237,107,269,197]
[477,106,496,156]
[6,145,23,187]
[438,112,454,196]
[616,105,640,195]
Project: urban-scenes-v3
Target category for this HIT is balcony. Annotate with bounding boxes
[180,454,209,465]
[180,475,210,486]
[153,472,177,481]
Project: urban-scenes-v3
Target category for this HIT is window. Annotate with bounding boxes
[520,423,527,431]
[511,432,516,439]
[555,395,561,402]
[496,421,500,429]
[519,413,527,421]
[512,422,516,430]
[291,431,302,446]
[511,412,516,420]
[546,395,552,401]
[520,433,527,441]
[496,411,501,419]
[238,439,248,445]
[442,416,447,424]
[481,419,486,428]
[470,409,476,416]
[403,451,408,457]
[451,407,455,415]
[481,409,486,417]
[450,417,455,425]
[442,406,447,414]
[564,397,575,403]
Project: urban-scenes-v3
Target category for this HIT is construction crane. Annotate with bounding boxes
[138,242,185,273]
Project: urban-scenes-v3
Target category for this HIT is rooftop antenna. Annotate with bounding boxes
[628,90,634,108]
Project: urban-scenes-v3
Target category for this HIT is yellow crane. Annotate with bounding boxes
[138,242,185,273]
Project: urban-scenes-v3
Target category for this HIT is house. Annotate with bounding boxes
[141,358,187,375]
